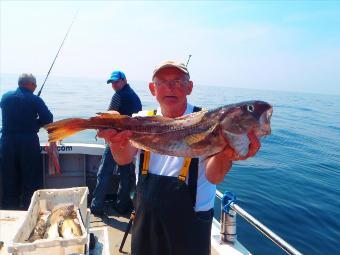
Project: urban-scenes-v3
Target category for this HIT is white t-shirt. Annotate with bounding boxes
[134,103,216,212]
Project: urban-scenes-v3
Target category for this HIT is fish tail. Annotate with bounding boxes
[45,118,91,142]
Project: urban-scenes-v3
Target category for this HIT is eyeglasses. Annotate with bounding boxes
[154,79,189,89]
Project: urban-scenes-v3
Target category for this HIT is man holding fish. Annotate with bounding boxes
[45,60,272,254]
[96,61,266,255]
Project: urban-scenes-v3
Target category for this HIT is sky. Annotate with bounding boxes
[1,1,340,95]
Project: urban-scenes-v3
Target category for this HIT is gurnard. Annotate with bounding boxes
[45,100,273,158]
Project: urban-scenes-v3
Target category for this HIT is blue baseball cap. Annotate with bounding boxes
[107,70,126,84]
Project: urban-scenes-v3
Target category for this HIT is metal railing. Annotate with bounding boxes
[216,190,303,255]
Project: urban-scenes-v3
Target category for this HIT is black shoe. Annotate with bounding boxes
[91,208,104,217]
[89,233,96,250]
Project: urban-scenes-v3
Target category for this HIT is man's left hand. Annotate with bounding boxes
[205,132,261,184]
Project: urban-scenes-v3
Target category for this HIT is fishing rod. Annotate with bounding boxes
[186,54,192,67]
[37,11,78,97]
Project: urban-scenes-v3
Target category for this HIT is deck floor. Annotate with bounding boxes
[0,209,218,255]
[90,207,218,255]
[90,207,132,255]
[0,210,27,255]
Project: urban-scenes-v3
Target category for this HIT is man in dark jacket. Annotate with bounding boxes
[0,73,53,209]
[90,70,142,216]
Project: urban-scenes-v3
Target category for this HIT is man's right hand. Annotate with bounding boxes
[96,110,132,152]
[97,129,136,165]
[97,129,133,152]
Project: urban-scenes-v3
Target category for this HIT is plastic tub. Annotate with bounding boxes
[7,187,89,255]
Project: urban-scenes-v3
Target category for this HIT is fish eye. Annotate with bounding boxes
[247,104,255,112]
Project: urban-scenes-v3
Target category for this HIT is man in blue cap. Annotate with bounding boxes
[90,70,142,216]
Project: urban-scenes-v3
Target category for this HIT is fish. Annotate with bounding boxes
[44,222,59,239]
[44,204,77,238]
[27,211,51,242]
[28,217,48,242]
[45,100,273,158]
[27,204,81,242]
[58,218,82,238]
[48,204,77,225]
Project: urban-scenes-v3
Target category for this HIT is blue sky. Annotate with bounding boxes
[1,1,340,95]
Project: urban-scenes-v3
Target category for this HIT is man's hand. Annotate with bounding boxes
[96,110,132,151]
[97,129,133,153]
[205,132,261,184]
[97,128,136,165]
[96,110,137,165]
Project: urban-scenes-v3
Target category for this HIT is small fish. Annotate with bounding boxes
[58,218,82,238]
[44,222,59,239]
[45,100,273,158]
[44,204,78,239]
[48,204,77,225]
[28,218,47,242]
[27,204,81,242]
[27,211,51,242]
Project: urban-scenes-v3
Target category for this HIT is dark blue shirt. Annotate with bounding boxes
[108,84,142,116]
[1,87,53,134]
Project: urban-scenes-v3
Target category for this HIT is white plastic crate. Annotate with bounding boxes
[89,227,110,255]
[7,187,89,255]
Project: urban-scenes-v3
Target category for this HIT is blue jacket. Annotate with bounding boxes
[1,87,53,135]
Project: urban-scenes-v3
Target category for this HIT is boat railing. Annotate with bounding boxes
[216,190,303,255]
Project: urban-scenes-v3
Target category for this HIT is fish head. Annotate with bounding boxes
[220,100,273,137]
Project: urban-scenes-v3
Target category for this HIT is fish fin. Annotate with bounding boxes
[134,115,173,123]
[44,118,91,142]
[95,112,128,119]
[130,140,154,152]
[185,124,218,146]
[223,131,250,158]
[185,133,207,146]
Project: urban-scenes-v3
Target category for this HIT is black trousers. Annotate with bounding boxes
[90,145,135,212]
[0,133,42,209]
[132,173,213,255]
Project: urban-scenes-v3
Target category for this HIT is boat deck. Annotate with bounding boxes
[0,209,246,255]
[0,210,26,255]
[90,207,220,255]
[90,208,132,255]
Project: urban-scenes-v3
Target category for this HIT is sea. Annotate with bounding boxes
[1,74,339,255]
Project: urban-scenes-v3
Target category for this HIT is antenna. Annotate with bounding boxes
[185,54,192,67]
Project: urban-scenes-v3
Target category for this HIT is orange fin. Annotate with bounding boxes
[95,112,128,119]
[44,118,89,142]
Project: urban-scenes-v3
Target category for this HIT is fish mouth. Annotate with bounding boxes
[256,107,273,136]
